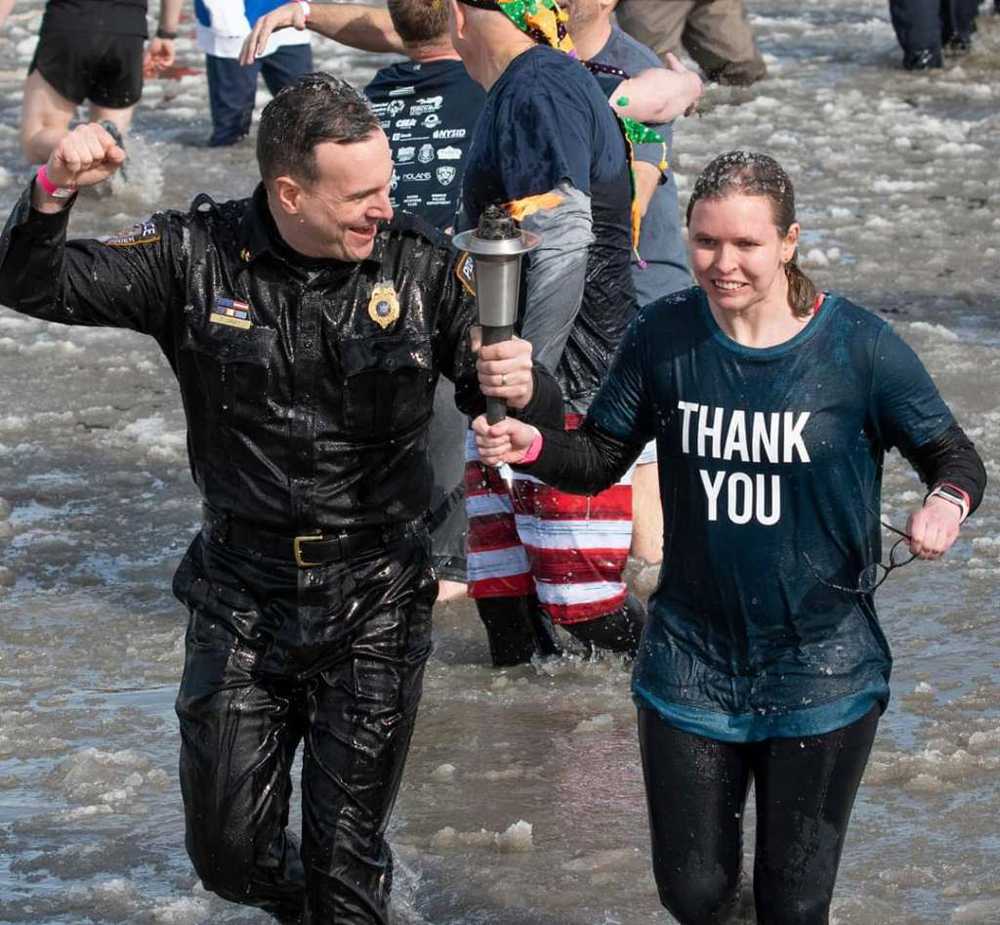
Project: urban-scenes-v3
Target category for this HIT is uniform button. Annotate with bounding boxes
[303,339,314,349]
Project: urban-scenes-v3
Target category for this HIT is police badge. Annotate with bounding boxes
[368,281,401,330]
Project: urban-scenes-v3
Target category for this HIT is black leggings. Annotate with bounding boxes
[638,705,879,925]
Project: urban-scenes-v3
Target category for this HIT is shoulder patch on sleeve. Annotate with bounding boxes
[101,219,161,248]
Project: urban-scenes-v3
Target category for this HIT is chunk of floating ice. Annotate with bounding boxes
[150,897,212,924]
[496,820,533,852]
[914,682,935,694]
[904,773,954,793]
[951,898,1000,922]
[478,768,523,781]
[802,248,829,268]
[49,747,151,803]
[909,321,960,342]
[967,728,1000,753]
[573,714,614,734]
[430,763,456,782]
[561,847,642,873]
[430,820,533,852]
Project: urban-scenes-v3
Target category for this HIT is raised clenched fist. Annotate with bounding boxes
[45,123,127,192]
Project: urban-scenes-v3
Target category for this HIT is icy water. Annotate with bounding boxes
[0,0,998,922]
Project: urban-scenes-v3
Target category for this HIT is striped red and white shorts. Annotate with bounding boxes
[465,414,655,625]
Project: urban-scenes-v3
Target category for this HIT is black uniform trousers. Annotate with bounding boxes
[173,525,435,923]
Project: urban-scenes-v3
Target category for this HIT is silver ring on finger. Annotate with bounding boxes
[501,373,507,386]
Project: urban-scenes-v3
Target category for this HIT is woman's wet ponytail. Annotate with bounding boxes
[785,252,817,318]
[687,151,818,317]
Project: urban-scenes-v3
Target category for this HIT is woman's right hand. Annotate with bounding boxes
[472,415,537,467]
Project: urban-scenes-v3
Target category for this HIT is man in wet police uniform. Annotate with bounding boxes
[0,74,560,923]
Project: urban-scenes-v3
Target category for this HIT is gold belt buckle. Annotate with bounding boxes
[293,534,325,568]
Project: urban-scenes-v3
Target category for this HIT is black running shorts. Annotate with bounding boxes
[30,30,144,109]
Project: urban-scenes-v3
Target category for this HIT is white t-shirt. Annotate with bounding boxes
[196,0,312,59]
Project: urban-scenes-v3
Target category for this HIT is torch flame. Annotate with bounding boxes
[505,192,563,222]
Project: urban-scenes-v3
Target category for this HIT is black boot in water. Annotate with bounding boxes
[565,594,646,658]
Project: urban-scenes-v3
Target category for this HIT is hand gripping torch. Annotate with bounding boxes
[452,206,540,425]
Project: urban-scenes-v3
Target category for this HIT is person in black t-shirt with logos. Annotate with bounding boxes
[16,0,182,165]
[364,0,487,603]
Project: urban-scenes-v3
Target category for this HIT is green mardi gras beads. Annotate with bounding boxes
[619,116,664,146]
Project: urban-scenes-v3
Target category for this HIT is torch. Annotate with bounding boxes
[453,205,540,425]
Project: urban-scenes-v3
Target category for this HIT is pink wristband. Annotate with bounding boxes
[36,165,73,199]
[520,430,544,465]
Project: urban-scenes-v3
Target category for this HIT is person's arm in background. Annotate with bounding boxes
[608,53,702,124]
[143,0,183,74]
[0,0,16,30]
[517,180,595,377]
[240,1,402,63]
[631,160,661,218]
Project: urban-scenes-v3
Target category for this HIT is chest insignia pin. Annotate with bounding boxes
[368,281,400,330]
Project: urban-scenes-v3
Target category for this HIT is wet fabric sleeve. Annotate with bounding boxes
[868,322,954,453]
[901,422,986,516]
[518,182,595,376]
[517,417,645,496]
[868,323,985,511]
[0,183,177,339]
[515,317,653,491]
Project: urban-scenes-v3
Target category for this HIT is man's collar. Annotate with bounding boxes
[236,184,276,264]
[238,182,387,268]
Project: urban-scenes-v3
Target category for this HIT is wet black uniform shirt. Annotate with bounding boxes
[0,184,558,533]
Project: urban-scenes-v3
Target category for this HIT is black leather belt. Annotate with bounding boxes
[202,505,413,567]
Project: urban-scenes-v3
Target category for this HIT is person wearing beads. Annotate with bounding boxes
[472,151,987,923]
[196,0,314,147]
[15,0,181,165]
[451,0,686,665]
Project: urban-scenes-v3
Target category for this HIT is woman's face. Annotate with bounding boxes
[688,193,799,317]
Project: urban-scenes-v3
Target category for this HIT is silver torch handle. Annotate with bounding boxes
[452,225,540,428]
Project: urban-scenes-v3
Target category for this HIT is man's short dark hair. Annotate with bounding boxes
[257,73,382,185]
[387,0,449,45]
